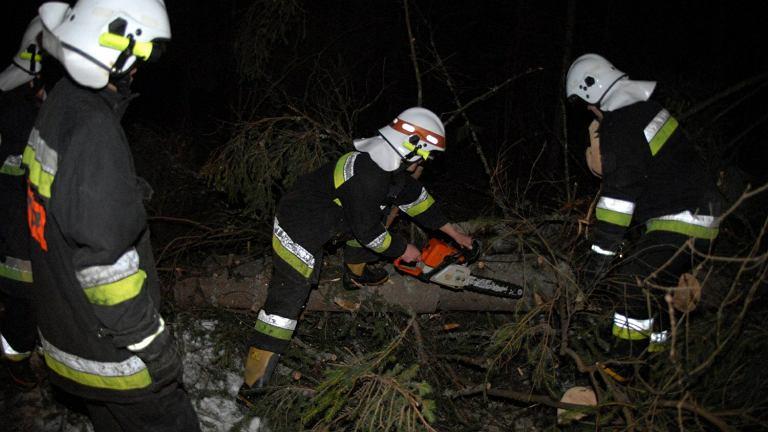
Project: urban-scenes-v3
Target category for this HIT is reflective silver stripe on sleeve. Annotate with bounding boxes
[273,218,315,269]
[597,197,635,215]
[613,312,653,332]
[258,310,297,331]
[399,187,429,213]
[2,154,22,169]
[591,244,616,256]
[652,211,718,228]
[27,128,59,176]
[40,334,147,377]
[2,256,33,273]
[75,249,140,289]
[342,152,357,182]
[643,109,671,142]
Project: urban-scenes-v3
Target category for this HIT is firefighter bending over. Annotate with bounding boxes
[239,107,473,404]
[566,53,720,382]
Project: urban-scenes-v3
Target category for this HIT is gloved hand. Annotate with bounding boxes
[130,327,182,385]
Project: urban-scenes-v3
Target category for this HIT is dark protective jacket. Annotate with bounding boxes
[591,100,719,256]
[273,151,449,278]
[24,77,170,401]
[0,86,38,291]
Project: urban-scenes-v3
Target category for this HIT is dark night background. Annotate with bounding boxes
[3,2,768,430]
[3,1,767,215]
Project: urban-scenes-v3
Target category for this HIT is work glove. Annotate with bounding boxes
[129,324,182,385]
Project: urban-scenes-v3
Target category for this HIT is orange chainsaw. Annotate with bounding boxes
[394,238,524,299]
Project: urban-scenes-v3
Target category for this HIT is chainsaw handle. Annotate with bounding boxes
[458,238,483,263]
[393,258,422,277]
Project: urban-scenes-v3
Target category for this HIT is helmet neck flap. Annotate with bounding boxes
[0,16,44,92]
[599,78,656,112]
[39,0,170,89]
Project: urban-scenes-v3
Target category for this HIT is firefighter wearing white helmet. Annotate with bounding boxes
[239,107,472,406]
[25,1,199,429]
[39,0,170,89]
[354,106,447,171]
[0,16,45,92]
[0,15,46,390]
[566,53,720,383]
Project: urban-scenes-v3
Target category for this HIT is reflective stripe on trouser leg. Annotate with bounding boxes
[250,253,313,353]
[344,240,379,266]
[1,333,31,361]
[254,310,296,341]
[648,330,670,352]
[612,312,652,341]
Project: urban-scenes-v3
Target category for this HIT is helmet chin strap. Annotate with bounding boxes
[378,132,409,162]
[595,73,627,108]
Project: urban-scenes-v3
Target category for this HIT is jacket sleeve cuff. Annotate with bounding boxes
[127,317,164,352]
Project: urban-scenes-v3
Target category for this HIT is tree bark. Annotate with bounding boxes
[172,255,566,313]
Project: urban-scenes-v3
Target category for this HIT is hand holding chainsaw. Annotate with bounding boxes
[394,237,523,299]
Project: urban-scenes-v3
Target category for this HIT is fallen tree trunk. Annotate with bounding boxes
[172,254,570,313]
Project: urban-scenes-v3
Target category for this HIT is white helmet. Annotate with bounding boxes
[566,53,627,106]
[0,16,44,92]
[355,107,446,171]
[39,0,171,89]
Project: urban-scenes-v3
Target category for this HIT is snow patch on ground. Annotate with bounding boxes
[1,318,262,432]
[181,319,263,431]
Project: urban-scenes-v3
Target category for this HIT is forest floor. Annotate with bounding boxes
[2,125,767,432]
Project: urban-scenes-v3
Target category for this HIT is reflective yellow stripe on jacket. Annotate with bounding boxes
[22,128,58,198]
[644,109,679,156]
[76,249,146,306]
[40,334,151,390]
[0,256,33,283]
[1,155,25,176]
[332,152,358,206]
[398,187,436,217]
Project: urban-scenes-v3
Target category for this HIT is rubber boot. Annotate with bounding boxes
[342,263,389,290]
[595,325,650,384]
[237,347,280,408]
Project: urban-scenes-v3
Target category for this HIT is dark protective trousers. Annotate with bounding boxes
[0,279,37,355]
[251,219,383,354]
[609,230,711,330]
[84,383,200,432]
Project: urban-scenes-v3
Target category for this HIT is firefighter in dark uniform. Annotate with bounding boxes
[27,1,199,430]
[566,53,720,381]
[0,16,45,388]
[238,107,473,402]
